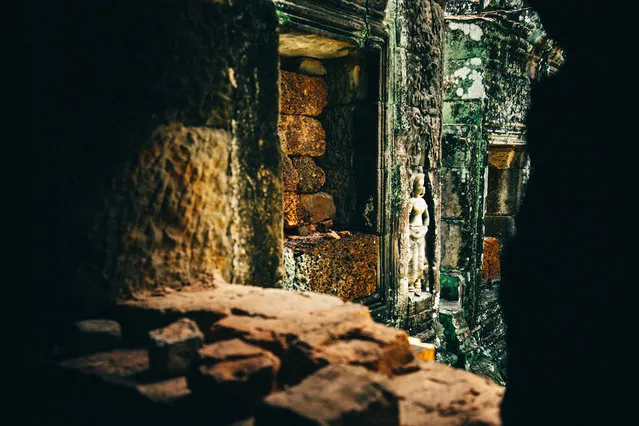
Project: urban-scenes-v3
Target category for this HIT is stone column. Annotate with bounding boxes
[29,0,282,326]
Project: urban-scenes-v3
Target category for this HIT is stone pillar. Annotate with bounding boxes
[28,0,282,331]
[388,0,444,335]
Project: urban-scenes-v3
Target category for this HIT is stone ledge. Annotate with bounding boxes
[283,232,378,301]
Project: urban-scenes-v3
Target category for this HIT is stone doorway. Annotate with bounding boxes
[278,30,384,304]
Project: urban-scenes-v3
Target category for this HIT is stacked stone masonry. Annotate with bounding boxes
[280,70,335,234]
[33,283,503,425]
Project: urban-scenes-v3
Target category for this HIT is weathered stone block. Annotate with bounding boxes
[300,192,336,224]
[487,146,527,170]
[298,58,327,76]
[292,156,326,193]
[283,232,378,301]
[284,192,309,229]
[317,106,355,170]
[255,365,399,426]
[279,115,327,156]
[187,339,280,419]
[441,221,467,269]
[282,156,299,192]
[486,166,524,216]
[481,237,501,284]
[279,32,355,60]
[208,303,412,385]
[441,168,473,219]
[390,361,504,426]
[67,319,122,355]
[148,318,204,377]
[323,169,356,227]
[115,283,344,345]
[280,70,328,116]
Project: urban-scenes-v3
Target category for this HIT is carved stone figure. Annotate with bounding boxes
[407,173,429,292]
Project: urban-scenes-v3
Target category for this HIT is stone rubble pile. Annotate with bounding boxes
[36,283,503,425]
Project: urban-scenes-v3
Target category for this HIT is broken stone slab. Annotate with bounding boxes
[282,155,299,192]
[187,339,281,422]
[115,283,344,346]
[283,232,378,301]
[148,318,204,377]
[390,361,504,426]
[280,70,328,116]
[279,115,326,156]
[255,364,399,426]
[208,302,413,386]
[292,156,326,193]
[67,319,122,355]
[300,192,336,224]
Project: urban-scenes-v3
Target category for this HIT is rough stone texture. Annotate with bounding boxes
[318,106,355,171]
[280,70,329,116]
[391,0,445,307]
[115,283,344,344]
[148,318,204,377]
[300,192,337,224]
[390,361,504,426]
[284,192,306,229]
[108,126,235,292]
[481,237,501,284]
[282,156,300,192]
[279,115,327,157]
[187,339,281,421]
[29,0,283,332]
[279,32,355,59]
[283,232,378,301]
[255,365,399,426]
[292,156,326,193]
[209,302,413,386]
[67,319,122,355]
[485,167,524,216]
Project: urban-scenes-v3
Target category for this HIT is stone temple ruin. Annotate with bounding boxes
[29,0,628,425]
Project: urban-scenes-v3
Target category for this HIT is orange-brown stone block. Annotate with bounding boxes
[280,70,328,116]
[282,156,299,192]
[299,192,336,224]
[283,192,307,229]
[292,156,326,193]
[284,233,378,301]
[482,237,501,284]
[279,115,326,156]
[488,146,526,170]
